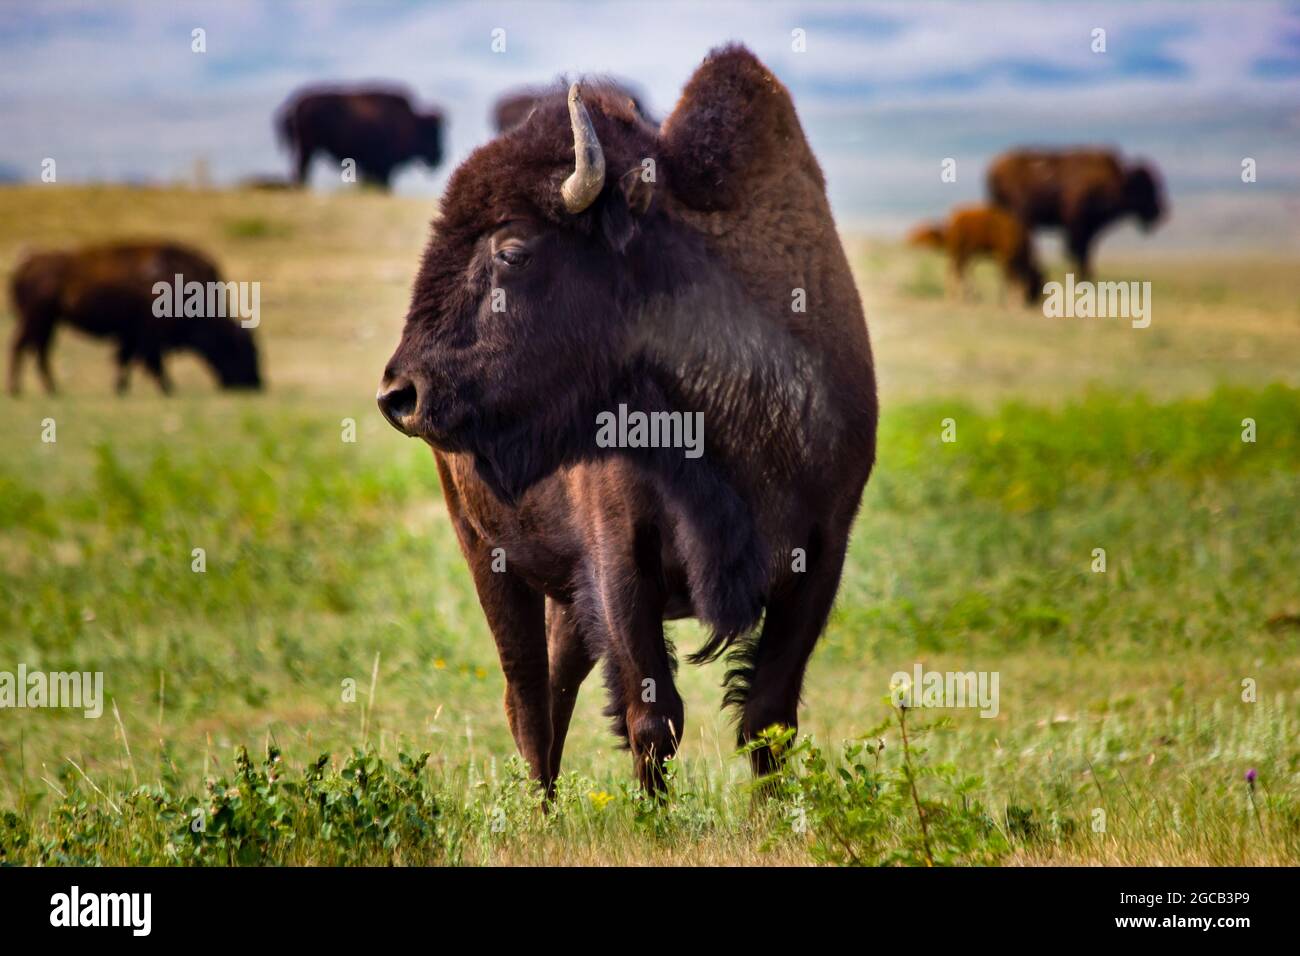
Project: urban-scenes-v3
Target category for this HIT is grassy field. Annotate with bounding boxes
[0,185,1298,865]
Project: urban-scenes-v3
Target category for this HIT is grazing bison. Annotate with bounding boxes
[987,147,1165,279]
[377,48,878,794]
[8,242,261,395]
[276,86,444,189]
[908,205,1043,306]
[493,79,650,133]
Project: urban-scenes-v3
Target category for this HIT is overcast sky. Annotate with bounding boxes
[2,1,1298,243]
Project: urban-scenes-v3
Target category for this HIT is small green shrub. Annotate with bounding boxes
[751,710,1010,866]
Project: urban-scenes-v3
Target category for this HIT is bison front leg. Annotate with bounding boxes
[115,338,137,395]
[34,334,58,395]
[735,530,850,778]
[7,327,27,396]
[945,256,970,303]
[142,346,173,395]
[436,457,553,790]
[467,550,553,789]
[581,537,684,796]
[10,307,57,395]
[545,598,597,787]
[292,143,313,187]
[1067,225,1096,281]
[603,610,683,796]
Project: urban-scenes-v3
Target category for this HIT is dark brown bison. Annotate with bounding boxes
[8,242,261,395]
[908,205,1043,305]
[276,86,444,189]
[377,48,878,794]
[987,147,1165,278]
[493,79,650,133]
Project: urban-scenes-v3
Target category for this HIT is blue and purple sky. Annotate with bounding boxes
[2,1,1298,245]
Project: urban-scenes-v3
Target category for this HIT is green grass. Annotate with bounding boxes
[1,186,1298,865]
[2,388,1296,865]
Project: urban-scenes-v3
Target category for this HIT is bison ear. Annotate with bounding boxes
[600,166,654,252]
[620,165,653,215]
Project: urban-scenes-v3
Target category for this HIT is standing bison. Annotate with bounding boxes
[377,47,878,793]
[493,79,650,133]
[276,86,444,189]
[8,242,261,394]
[987,147,1165,278]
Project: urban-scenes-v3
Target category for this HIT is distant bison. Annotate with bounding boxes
[276,86,445,189]
[987,147,1165,278]
[8,242,261,395]
[909,205,1043,305]
[493,79,650,133]
[378,50,877,794]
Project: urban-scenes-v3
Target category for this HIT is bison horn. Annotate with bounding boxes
[561,82,606,214]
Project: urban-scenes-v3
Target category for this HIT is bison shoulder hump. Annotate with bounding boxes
[660,44,810,211]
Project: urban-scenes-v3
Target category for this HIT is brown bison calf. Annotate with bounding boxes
[909,205,1043,305]
[379,49,877,795]
[987,147,1165,279]
[8,242,261,395]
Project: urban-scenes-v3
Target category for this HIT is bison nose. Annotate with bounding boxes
[377,375,420,436]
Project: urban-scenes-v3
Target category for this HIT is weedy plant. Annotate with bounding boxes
[3,745,456,866]
[748,707,1010,866]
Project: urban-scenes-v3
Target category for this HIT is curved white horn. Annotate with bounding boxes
[561,83,606,213]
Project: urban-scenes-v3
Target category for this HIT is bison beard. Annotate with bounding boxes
[379,46,878,794]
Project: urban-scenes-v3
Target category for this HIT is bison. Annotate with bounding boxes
[276,86,444,190]
[908,205,1043,306]
[493,79,650,133]
[377,47,878,794]
[987,147,1165,279]
[8,242,261,395]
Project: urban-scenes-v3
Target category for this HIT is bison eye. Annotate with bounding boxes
[494,247,530,268]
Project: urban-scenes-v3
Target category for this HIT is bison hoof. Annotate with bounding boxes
[629,713,680,794]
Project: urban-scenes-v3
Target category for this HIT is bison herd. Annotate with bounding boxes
[6,47,1168,795]
[911,147,1166,304]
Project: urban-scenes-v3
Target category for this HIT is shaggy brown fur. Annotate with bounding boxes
[8,242,261,394]
[493,79,650,133]
[276,86,444,189]
[987,147,1165,278]
[910,206,1044,305]
[378,46,877,794]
